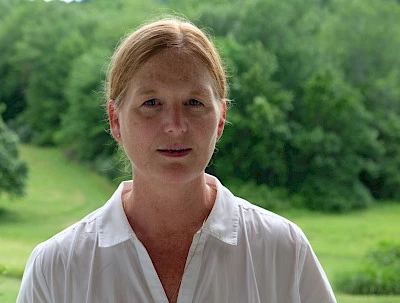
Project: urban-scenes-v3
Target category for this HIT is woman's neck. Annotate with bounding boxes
[122,173,215,238]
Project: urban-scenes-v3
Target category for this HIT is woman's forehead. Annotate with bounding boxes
[140,50,208,74]
[130,50,217,89]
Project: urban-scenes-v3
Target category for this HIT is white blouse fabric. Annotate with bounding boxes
[17,174,337,303]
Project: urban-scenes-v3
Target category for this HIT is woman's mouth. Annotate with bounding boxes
[157,148,192,157]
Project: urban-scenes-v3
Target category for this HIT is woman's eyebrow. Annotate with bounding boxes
[190,86,214,98]
[135,87,157,96]
[133,85,213,98]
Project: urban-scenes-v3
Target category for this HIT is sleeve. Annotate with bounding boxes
[297,237,337,303]
[16,243,53,303]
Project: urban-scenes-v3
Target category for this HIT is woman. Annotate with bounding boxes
[17,18,337,303]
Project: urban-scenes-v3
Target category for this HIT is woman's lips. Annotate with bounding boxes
[157,148,192,157]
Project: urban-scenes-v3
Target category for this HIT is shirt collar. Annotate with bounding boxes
[97,175,240,247]
[98,181,134,247]
[203,174,239,246]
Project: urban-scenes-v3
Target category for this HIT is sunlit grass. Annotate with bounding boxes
[281,203,400,283]
[0,276,21,302]
[336,294,400,303]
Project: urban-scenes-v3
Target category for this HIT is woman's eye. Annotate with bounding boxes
[188,99,203,107]
[143,99,158,107]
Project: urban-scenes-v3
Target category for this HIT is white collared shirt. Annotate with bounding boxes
[17,175,337,303]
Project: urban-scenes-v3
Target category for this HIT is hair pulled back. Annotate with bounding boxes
[105,17,228,109]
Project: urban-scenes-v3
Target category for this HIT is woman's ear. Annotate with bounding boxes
[217,102,226,139]
[108,100,122,142]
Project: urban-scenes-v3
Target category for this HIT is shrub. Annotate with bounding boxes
[300,176,373,213]
[7,118,35,143]
[0,264,23,279]
[336,241,400,295]
[0,105,28,197]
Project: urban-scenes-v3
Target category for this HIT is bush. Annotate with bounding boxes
[300,175,373,213]
[7,118,35,143]
[0,105,28,197]
[0,264,23,279]
[336,241,400,295]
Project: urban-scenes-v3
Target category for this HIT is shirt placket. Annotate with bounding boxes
[176,231,207,303]
[133,230,207,303]
[133,236,169,303]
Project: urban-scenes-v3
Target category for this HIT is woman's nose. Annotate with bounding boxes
[163,106,188,134]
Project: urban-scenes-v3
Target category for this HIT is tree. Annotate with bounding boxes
[197,0,400,210]
[289,69,380,211]
[0,2,35,123]
[55,47,115,163]
[319,0,400,200]
[0,0,22,21]
[16,2,96,145]
[0,105,28,197]
[213,37,293,186]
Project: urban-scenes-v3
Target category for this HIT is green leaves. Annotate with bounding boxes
[0,106,27,198]
[1,0,400,211]
[336,241,400,295]
[205,0,400,211]
[56,46,113,162]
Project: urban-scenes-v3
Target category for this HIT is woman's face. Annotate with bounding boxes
[108,49,226,185]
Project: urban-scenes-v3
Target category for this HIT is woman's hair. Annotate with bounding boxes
[105,17,228,109]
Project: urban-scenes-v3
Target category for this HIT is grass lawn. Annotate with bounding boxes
[0,145,399,302]
[281,206,400,303]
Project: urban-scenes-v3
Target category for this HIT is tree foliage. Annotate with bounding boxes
[0,105,27,197]
[290,69,379,211]
[1,0,400,211]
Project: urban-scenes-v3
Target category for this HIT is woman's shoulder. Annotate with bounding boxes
[30,206,103,265]
[213,176,308,247]
[234,196,308,246]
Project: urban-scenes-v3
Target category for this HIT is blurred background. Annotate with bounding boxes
[0,0,399,302]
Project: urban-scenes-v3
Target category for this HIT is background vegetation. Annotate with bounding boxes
[336,241,400,295]
[0,107,27,198]
[1,0,400,212]
[0,0,400,300]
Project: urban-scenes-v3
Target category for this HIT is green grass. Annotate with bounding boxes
[281,204,400,280]
[281,205,400,303]
[1,145,400,303]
